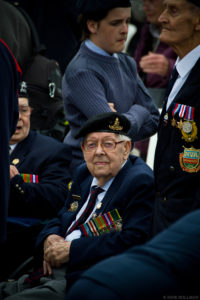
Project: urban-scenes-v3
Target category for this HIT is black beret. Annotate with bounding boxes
[75,112,131,139]
[76,0,131,15]
[19,81,29,98]
[187,0,200,7]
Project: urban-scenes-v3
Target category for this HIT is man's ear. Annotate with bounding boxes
[195,15,200,31]
[123,141,131,159]
[87,20,98,34]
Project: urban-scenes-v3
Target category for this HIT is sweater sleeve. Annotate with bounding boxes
[63,70,113,119]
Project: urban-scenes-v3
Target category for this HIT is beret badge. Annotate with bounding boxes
[109,117,123,131]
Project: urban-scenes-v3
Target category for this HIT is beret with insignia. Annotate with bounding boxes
[75,112,131,139]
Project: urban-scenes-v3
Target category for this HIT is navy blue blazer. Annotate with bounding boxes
[67,209,200,300]
[153,57,200,235]
[0,40,19,244]
[9,130,72,220]
[36,155,155,282]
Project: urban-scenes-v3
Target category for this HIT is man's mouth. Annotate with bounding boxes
[95,161,108,165]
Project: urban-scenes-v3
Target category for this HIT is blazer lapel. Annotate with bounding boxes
[10,131,36,168]
[96,158,132,214]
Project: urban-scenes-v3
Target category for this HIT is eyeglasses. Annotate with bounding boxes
[19,105,31,116]
[83,140,124,152]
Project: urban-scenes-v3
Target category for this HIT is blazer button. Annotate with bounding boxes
[169,165,175,172]
[162,196,167,203]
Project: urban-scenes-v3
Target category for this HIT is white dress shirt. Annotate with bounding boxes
[166,45,200,110]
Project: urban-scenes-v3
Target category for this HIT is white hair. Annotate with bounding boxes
[116,134,131,142]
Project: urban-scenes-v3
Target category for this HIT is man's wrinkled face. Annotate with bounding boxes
[10,97,31,144]
[158,0,200,51]
[82,132,131,185]
[88,7,131,54]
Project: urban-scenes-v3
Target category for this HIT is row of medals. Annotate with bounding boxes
[164,113,198,142]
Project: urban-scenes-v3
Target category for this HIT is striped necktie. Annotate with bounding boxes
[66,186,104,235]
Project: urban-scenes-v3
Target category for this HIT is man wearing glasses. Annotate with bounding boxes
[1,81,72,281]
[0,112,155,299]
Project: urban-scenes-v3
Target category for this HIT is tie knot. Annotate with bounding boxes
[91,186,104,196]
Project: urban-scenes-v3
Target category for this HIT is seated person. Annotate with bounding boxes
[0,112,155,299]
[1,81,72,280]
[67,209,200,299]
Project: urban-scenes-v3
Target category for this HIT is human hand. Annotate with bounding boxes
[139,52,170,77]
[44,234,65,253]
[43,260,53,276]
[44,241,71,268]
[108,102,117,112]
[10,165,20,179]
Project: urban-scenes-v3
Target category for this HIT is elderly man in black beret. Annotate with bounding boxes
[0,112,155,299]
[152,0,200,235]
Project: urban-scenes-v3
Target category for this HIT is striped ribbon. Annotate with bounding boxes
[185,106,194,121]
[172,103,181,117]
[179,104,187,118]
[20,173,39,183]
[172,103,195,121]
[81,209,122,237]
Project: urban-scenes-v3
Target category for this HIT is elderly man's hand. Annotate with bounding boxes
[43,260,53,276]
[44,234,65,252]
[44,240,71,268]
[10,165,20,179]
[139,52,170,77]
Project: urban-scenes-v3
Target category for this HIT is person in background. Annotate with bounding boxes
[134,0,177,90]
[152,0,200,235]
[133,0,177,160]
[0,112,155,299]
[0,81,72,280]
[0,39,20,246]
[62,0,160,173]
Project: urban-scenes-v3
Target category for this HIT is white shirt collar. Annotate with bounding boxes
[176,45,200,78]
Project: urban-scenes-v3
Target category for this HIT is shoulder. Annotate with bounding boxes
[118,53,137,73]
[33,131,71,153]
[126,155,154,180]
[72,162,90,182]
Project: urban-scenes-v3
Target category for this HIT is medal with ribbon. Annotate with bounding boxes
[180,105,197,142]
[171,103,197,142]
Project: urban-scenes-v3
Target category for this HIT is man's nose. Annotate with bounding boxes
[121,23,129,34]
[95,142,105,154]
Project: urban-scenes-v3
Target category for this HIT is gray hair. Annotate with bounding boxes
[116,134,131,142]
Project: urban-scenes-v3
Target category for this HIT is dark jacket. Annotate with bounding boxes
[66,209,200,300]
[9,130,72,219]
[152,57,200,235]
[36,155,155,285]
[0,39,19,244]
